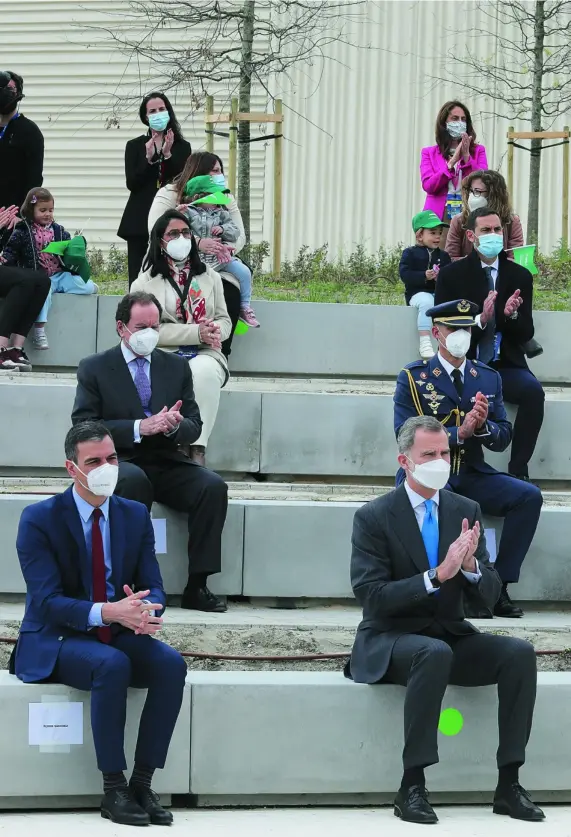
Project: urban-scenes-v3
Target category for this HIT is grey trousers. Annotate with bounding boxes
[382,631,537,770]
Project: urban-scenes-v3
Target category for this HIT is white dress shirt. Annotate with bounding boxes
[437,352,466,384]
[121,341,151,443]
[403,481,482,593]
[475,257,499,330]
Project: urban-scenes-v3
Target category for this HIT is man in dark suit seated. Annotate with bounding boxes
[71,290,228,613]
[394,299,542,618]
[14,421,187,826]
[435,208,545,482]
[346,415,544,825]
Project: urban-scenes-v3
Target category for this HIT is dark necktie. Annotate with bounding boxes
[451,368,463,398]
[478,266,496,363]
[91,508,111,643]
[134,357,152,417]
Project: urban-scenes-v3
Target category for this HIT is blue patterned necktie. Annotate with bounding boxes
[133,357,152,417]
[421,499,439,569]
[478,266,496,363]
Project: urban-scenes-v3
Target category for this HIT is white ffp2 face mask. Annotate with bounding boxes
[438,328,471,360]
[467,193,488,212]
[164,237,192,261]
[125,326,160,357]
[76,463,119,498]
[406,457,451,491]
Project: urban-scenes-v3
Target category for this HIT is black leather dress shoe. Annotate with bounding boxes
[394,784,438,824]
[181,585,227,612]
[493,782,546,820]
[131,786,173,826]
[493,588,524,618]
[100,787,150,826]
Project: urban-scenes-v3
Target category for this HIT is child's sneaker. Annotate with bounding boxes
[239,306,260,328]
[11,348,32,371]
[32,328,49,350]
[419,335,434,359]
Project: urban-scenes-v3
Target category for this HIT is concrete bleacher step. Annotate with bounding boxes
[0,480,571,602]
[0,668,570,806]
[2,371,571,478]
[17,295,571,386]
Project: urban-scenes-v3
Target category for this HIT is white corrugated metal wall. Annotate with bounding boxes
[3,0,570,256]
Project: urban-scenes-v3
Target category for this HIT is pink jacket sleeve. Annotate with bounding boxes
[420,147,457,195]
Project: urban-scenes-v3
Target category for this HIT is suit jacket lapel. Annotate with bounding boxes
[109,344,146,418]
[61,487,91,595]
[390,484,430,574]
[149,349,169,415]
[109,497,125,598]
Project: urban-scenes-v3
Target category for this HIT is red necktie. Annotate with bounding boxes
[91,508,112,643]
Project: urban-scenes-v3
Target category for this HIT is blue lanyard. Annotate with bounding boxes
[0,111,20,140]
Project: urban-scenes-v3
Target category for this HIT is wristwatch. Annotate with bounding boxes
[509,310,519,320]
[428,568,441,589]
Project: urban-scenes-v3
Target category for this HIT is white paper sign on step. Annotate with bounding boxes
[152,518,167,554]
[29,701,83,746]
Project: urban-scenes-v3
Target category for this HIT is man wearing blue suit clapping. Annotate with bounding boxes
[13,421,187,827]
[394,300,543,619]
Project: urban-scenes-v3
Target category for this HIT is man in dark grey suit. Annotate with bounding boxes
[347,415,544,825]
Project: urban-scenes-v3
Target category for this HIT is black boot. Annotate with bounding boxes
[493,585,523,618]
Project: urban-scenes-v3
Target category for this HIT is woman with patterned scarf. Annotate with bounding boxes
[131,209,231,466]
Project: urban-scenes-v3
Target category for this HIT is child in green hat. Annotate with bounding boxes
[183,175,260,328]
[399,210,451,359]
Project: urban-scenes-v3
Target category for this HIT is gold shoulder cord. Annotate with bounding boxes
[403,368,462,475]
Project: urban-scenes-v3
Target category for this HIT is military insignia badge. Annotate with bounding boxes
[420,372,427,380]
[457,300,470,313]
[470,367,478,377]
[433,368,441,378]
[426,383,435,392]
[415,380,425,387]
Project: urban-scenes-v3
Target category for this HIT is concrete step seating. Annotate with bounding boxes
[1,479,571,602]
[0,668,570,806]
[2,371,571,478]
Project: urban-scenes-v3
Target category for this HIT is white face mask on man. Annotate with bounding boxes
[124,326,160,357]
[75,463,119,498]
[406,457,451,491]
[437,327,471,360]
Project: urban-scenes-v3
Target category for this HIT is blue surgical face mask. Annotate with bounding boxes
[148,111,170,132]
[476,233,504,259]
[211,173,226,188]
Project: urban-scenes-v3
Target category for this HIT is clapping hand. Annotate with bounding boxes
[0,204,19,231]
[458,392,488,440]
[480,290,497,326]
[460,132,471,162]
[162,128,174,158]
[437,519,479,581]
[504,289,523,318]
[162,399,184,434]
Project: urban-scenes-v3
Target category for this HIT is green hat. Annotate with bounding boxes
[42,235,91,283]
[184,175,219,198]
[412,210,449,232]
[193,190,231,206]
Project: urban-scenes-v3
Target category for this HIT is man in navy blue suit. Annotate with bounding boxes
[394,300,543,619]
[14,421,187,827]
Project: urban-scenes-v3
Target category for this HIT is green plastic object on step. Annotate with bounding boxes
[234,320,249,335]
[42,235,91,283]
[511,244,538,275]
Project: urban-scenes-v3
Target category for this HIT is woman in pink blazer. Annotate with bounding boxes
[420,100,488,222]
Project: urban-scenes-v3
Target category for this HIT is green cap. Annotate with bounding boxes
[412,210,449,232]
[193,190,231,206]
[184,175,219,198]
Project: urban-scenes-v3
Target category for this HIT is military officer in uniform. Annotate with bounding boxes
[393,299,543,618]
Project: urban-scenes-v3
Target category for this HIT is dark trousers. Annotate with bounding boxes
[0,265,51,338]
[115,458,228,581]
[383,631,537,771]
[127,237,149,288]
[450,468,543,583]
[498,367,545,477]
[221,278,240,359]
[53,632,187,774]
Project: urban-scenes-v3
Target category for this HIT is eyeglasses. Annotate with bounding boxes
[470,188,488,197]
[164,229,192,240]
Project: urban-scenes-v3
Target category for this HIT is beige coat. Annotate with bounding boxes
[148,184,246,291]
[131,263,232,382]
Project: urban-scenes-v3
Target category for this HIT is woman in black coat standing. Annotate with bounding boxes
[117,92,191,286]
